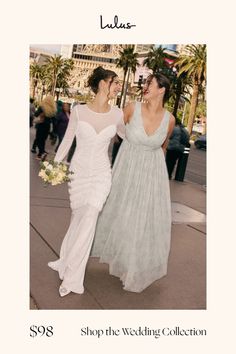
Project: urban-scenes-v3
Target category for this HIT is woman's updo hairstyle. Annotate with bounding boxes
[87,66,117,94]
[151,72,171,106]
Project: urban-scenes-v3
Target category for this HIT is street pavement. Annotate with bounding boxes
[30,128,206,310]
[185,144,206,186]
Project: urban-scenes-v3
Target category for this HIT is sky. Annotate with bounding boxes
[30,44,178,55]
[30,44,62,54]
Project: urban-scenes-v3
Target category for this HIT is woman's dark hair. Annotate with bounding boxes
[149,72,170,106]
[87,66,117,94]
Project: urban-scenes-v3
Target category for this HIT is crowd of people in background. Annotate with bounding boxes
[30,96,71,161]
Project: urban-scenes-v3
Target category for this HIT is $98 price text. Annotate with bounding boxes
[30,325,54,338]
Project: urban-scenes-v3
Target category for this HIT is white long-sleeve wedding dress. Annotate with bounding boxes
[48,103,124,296]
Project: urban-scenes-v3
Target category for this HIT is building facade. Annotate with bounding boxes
[30,44,189,103]
[63,45,128,93]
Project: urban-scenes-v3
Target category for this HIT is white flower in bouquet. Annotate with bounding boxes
[38,160,73,186]
[47,164,53,171]
[38,169,48,182]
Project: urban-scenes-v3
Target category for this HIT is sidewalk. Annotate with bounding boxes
[30,129,206,310]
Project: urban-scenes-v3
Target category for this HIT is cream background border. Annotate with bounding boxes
[1,0,235,352]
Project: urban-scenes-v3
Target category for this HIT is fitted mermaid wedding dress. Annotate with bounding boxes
[48,103,124,296]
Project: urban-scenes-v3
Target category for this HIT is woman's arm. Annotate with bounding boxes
[116,110,125,139]
[162,114,176,154]
[54,106,78,163]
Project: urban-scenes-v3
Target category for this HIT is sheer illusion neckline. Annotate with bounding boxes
[79,120,116,136]
[140,103,166,137]
[85,104,112,115]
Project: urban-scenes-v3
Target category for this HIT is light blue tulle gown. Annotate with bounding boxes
[91,102,172,293]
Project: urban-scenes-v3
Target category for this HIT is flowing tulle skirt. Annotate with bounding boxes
[91,140,172,292]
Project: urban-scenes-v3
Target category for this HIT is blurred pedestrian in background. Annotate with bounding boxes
[31,95,57,160]
[30,98,35,127]
[54,102,70,152]
[49,100,63,145]
[165,118,190,180]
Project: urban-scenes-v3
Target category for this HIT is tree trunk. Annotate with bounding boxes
[51,72,57,97]
[41,85,45,101]
[172,80,182,117]
[51,82,56,97]
[122,67,131,108]
[139,89,143,102]
[32,81,37,99]
[187,83,199,133]
[119,69,127,108]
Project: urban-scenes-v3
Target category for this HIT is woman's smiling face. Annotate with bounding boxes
[107,76,121,98]
[143,75,164,101]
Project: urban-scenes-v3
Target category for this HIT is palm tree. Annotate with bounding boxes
[171,69,191,117]
[38,64,49,100]
[54,59,74,100]
[45,55,68,97]
[46,55,64,96]
[116,46,139,107]
[55,75,70,100]
[30,63,42,98]
[143,46,167,73]
[143,46,180,106]
[175,44,206,133]
[45,56,74,98]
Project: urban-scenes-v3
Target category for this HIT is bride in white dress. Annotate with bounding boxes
[48,67,123,296]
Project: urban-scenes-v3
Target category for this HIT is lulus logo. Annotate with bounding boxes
[100,15,136,29]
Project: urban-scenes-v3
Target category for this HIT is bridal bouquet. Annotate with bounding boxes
[38,160,73,186]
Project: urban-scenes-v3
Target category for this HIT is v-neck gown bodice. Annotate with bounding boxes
[91,102,172,293]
